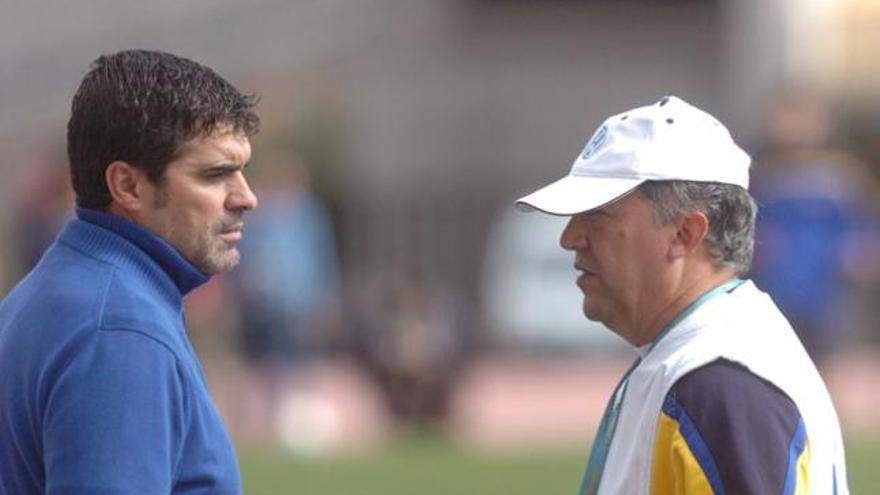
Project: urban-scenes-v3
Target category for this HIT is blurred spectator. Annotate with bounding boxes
[350,268,470,427]
[12,150,73,275]
[227,152,342,440]
[751,89,880,364]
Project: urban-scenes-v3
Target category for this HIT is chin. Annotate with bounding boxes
[213,257,241,274]
[583,311,602,324]
[198,249,241,274]
[582,301,606,324]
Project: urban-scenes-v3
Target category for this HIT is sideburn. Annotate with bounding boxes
[153,185,171,209]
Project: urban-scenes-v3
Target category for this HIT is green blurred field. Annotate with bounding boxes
[239,434,880,494]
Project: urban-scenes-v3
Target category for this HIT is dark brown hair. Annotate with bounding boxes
[67,49,259,208]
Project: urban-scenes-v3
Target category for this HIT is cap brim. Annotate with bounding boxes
[515,175,645,216]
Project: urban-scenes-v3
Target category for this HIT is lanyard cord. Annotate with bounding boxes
[578,278,745,495]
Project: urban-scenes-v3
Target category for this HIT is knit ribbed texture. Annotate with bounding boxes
[75,205,209,296]
[0,207,241,494]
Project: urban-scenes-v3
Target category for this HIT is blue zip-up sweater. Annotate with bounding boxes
[0,207,241,494]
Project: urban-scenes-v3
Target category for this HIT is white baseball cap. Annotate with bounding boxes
[516,96,751,215]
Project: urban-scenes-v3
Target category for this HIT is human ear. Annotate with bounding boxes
[669,211,709,259]
[105,161,146,213]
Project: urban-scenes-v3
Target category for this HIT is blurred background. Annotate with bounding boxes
[2,0,880,493]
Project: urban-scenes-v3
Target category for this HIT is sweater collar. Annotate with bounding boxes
[75,205,209,295]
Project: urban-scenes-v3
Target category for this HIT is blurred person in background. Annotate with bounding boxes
[350,268,468,427]
[516,96,848,494]
[751,88,880,365]
[226,151,342,443]
[11,150,74,275]
[0,50,259,494]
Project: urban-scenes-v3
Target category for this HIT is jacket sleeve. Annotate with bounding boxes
[650,358,809,495]
[42,329,188,495]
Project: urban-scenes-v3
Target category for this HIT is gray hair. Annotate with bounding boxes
[636,181,757,276]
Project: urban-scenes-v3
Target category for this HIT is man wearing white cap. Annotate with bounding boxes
[517,96,848,494]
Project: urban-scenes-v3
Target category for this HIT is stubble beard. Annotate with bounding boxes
[154,189,242,275]
[190,217,242,275]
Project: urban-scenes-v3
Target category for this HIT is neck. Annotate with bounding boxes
[627,267,737,347]
[108,203,137,223]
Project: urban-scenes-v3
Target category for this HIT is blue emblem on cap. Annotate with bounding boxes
[581,125,608,160]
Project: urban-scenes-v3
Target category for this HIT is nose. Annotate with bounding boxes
[227,173,259,212]
[560,216,585,252]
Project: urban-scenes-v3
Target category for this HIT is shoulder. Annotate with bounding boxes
[664,358,802,452]
[657,358,805,493]
[102,269,179,323]
[47,327,192,414]
[0,243,114,354]
[52,325,187,384]
[669,357,798,420]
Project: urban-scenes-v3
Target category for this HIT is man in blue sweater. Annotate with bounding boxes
[0,50,259,494]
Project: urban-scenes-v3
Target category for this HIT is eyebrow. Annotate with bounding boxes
[586,207,614,219]
[201,162,247,174]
